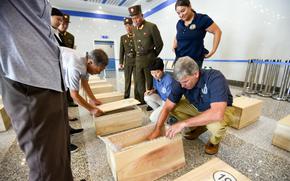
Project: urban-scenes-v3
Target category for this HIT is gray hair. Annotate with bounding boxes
[88,49,108,67]
[173,56,199,81]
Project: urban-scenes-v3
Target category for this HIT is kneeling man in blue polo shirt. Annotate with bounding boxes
[148,56,234,155]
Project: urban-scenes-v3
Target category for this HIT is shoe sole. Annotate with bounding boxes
[70,147,79,153]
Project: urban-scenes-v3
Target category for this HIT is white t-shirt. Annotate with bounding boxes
[60,47,89,91]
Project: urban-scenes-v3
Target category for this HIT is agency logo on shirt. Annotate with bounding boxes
[161,87,167,94]
[201,84,208,95]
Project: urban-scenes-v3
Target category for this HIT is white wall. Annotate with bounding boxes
[65,0,290,82]
[146,0,290,81]
[67,16,125,60]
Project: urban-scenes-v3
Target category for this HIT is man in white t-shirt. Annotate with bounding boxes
[61,47,108,116]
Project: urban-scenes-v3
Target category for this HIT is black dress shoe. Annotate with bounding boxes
[68,102,78,107]
[69,144,79,153]
[69,117,78,121]
[137,102,146,106]
[146,106,153,111]
[70,127,84,135]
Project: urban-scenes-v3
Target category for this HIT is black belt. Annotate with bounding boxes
[126,52,135,58]
[136,51,154,57]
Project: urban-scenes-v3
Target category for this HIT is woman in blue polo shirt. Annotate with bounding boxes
[173,0,222,68]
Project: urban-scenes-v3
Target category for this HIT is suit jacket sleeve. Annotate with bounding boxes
[151,24,163,56]
[119,36,125,64]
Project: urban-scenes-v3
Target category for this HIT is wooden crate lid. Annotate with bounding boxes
[90,83,113,88]
[89,79,107,83]
[232,96,263,109]
[94,91,123,99]
[97,98,140,113]
[174,157,250,181]
[278,114,290,127]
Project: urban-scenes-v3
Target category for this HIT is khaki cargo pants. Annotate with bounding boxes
[170,98,235,145]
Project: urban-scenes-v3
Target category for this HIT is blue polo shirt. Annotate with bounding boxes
[175,11,214,68]
[153,72,175,101]
[168,69,233,112]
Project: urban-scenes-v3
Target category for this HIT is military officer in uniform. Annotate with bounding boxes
[119,17,137,99]
[128,5,163,105]
[58,14,75,49]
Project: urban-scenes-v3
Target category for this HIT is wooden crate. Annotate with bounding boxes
[89,76,101,81]
[89,80,108,86]
[97,98,140,113]
[101,124,185,181]
[94,91,123,104]
[272,114,290,151]
[230,96,263,129]
[0,105,11,132]
[95,109,144,136]
[175,157,250,181]
[90,84,114,94]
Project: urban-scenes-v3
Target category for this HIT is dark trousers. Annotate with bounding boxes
[134,64,153,104]
[66,89,74,104]
[124,64,136,99]
[0,76,73,181]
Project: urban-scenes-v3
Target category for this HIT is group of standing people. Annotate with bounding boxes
[0,0,233,180]
[119,4,164,107]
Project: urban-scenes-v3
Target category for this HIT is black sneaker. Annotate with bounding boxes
[146,106,153,111]
[69,144,79,153]
[70,127,84,135]
[167,116,178,125]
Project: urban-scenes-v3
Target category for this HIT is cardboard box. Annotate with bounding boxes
[95,109,144,136]
[175,157,250,181]
[101,124,185,181]
[94,92,123,104]
[272,114,290,152]
[230,96,263,129]
[0,105,11,132]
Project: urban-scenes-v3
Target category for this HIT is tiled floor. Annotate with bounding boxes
[0,70,289,181]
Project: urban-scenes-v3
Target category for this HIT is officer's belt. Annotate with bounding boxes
[136,50,154,57]
[126,52,136,58]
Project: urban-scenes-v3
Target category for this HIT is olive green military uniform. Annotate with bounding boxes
[59,31,74,49]
[119,33,136,98]
[132,20,163,103]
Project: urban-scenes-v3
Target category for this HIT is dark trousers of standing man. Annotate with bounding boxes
[124,64,136,99]
[134,56,153,104]
[0,76,73,181]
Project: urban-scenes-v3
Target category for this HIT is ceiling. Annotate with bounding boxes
[50,0,167,16]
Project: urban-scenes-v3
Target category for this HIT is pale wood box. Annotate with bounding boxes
[272,114,290,152]
[0,105,11,132]
[90,84,114,94]
[95,109,144,136]
[101,124,186,181]
[174,157,250,181]
[94,91,123,104]
[230,96,263,129]
[97,98,140,113]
